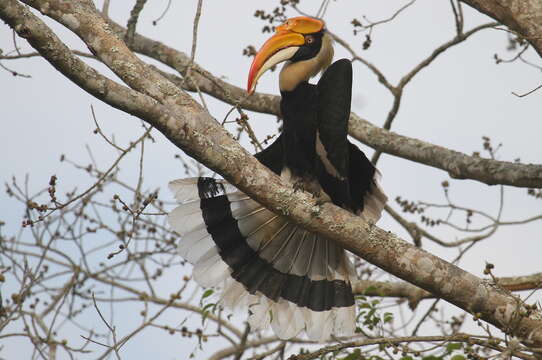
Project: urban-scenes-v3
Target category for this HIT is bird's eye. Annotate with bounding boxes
[305,35,314,44]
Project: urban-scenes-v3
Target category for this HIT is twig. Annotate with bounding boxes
[362,0,416,30]
[512,83,542,98]
[450,0,464,35]
[371,21,498,164]
[152,0,171,26]
[233,324,250,360]
[0,59,31,77]
[183,0,209,111]
[101,0,110,18]
[23,124,152,227]
[125,0,147,46]
[91,293,121,360]
[288,334,535,360]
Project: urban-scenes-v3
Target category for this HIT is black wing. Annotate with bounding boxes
[254,134,283,175]
[316,59,379,214]
[347,142,377,214]
[316,59,353,209]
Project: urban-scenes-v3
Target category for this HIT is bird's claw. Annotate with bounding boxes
[314,196,326,207]
[292,180,306,193]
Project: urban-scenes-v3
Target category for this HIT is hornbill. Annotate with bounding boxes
[168,16,387,341]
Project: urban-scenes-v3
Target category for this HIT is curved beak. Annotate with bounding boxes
[247,31,304,95]
[247,16,325,95]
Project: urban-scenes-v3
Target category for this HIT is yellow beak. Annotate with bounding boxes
[247,16,325,95]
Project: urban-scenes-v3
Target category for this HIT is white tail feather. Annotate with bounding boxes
[168,201,204,236]
[248,297,272,330]
[169,179,200,203]
[305,308,332,341]
[179,228,214,264]
[221,278,249,311]
[271,300,305,339]
[192,250,230,287]
[247,291,355,341]
[334,305,356,336]
[169,177,362,341]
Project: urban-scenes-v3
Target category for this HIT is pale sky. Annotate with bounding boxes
[1,1,541,358]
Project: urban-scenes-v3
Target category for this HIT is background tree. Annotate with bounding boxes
[1,1,541,359]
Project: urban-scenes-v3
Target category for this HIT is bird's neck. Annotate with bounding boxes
[279,60,319,92]
[279,33,334,92]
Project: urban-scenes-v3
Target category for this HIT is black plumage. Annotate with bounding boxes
[169,17,386,341]
[275,59,377,213]
[197,177,355,311]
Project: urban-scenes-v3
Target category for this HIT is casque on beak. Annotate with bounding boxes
[247,17,325,95]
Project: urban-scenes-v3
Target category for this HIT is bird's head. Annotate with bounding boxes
[247,16,334,94]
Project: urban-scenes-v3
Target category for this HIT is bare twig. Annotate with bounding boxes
[152,0,172,26]
[512,83,542,98]
[125,0,148,46]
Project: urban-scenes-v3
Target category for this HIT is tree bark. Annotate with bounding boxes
[353,272,542,308]
[2,0,542,347]
[103,18,542,189]
[460,0,542,57]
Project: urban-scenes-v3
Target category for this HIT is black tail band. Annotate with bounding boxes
[197,178,354,312]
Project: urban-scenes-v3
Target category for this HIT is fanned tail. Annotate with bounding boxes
[168,177,357,341]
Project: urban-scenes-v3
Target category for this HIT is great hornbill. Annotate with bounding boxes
[168,16,387,341]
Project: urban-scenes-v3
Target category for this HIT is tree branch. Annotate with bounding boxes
[459,0,542,57]
[3,0,542,347]
[124,0,147,46]
[106,17,542,189]
[289,334,537,360]
[4,9,540,188]
[348,113,542,188]
[353,272,542,308]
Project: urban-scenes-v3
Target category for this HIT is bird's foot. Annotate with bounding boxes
[292,179,306,193]
[313,194,326,207]
[311,189,323,200]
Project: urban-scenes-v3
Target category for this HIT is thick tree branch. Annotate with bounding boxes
[460,0,542,57]
[3,0,542,348]
[353,272,542,308]
[3,9,540,188]
[104,19,542,189]
[348,113,542,187]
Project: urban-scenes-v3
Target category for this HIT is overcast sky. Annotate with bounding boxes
[1,1,541,358]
